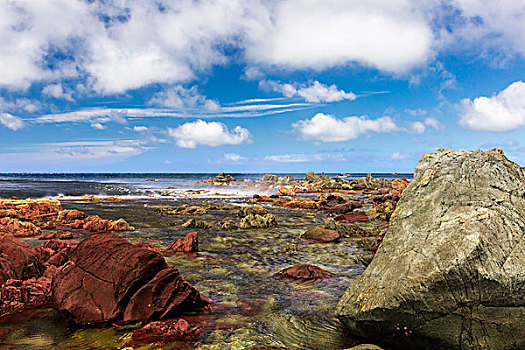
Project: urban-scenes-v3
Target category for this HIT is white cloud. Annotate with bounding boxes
[452,0,525,58]
[133,126,149,132]
[459,81,525,132]
[90,122,105,130]
[42,84,74,101]
[424,117,442,130]
[245,0,433,73]
[167,120,251,148]
[0,113,25,130]
[293,113,401,142]
[209,152,249,164]
[264,152,347,163]
[148,85,220,110]
[410,121,426,134]
[261,80,356,103]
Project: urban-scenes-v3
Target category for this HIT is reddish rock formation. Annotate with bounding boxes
[0,274,53,316]
[52,232,207,324]
[0,217,41,237]
[132,241,162,254]
[273,264,335,282]
[69,215,134,232]
[0,233,43,286]
[0,199,62,221]
[253,194,274,203]
[56,209,84,224]
[391,178,410,192]
[281,198,318,210]
[129,319,203,345]
[0,209,17,218]
[301,226,340,243]
[277,186,296,197]
[334,211,369,223]
[38,230,78,240]
[163,232,198,254]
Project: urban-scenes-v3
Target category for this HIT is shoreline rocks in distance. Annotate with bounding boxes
[336,148,525,349]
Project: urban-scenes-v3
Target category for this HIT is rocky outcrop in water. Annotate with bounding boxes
[336,149,525,350]
[301,226,340,243]
[164,232,199,254]
[129,318,203,345]
[273,264,335,283]
[52,232,208,324]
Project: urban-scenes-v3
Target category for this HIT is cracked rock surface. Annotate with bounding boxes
[52,232,208,324]
[335,149,525,350]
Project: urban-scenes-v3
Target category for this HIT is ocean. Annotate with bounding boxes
[0,173,413,199]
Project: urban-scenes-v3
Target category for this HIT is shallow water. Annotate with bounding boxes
[0,192,388,349]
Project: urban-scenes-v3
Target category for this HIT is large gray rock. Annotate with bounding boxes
[336,149,525,349]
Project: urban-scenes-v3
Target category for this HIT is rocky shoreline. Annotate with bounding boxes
[0,171,411,348]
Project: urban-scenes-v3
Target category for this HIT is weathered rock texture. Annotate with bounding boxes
[336,149,525,350]
[52,232,208,324]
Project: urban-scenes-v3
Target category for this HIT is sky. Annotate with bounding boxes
[0,0,525,173]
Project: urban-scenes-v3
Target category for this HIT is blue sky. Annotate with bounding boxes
[0,0,524,173]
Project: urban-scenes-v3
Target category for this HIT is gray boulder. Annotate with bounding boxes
[336,149,525,349]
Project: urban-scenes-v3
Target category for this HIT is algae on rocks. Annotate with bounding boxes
[336,149,525,350]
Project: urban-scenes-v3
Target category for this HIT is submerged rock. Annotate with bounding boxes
[273,264,335,282]
[301,226,340,243]
[336,149,525,349]
[52,232,207,324]
[334,211,369,223]
[129,319,203,345]
[239,213,277,229]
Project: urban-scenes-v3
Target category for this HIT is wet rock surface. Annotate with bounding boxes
[301,226,340,243]
[336,149,525,350]
[273,264,335,283]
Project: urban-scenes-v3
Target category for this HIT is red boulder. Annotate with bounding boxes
[129,319,203,345]
[163,232,198,254]
[52,232,208,324]
[0,233,43,286]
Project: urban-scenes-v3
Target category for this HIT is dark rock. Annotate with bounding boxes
[301,226,340,243]
[237,205,268,217]
[273,264,335,282]
[305,171,320,182]
[336,149,525,349]
[212,172,236,183]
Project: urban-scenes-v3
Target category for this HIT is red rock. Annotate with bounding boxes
[273,264,335,282]
[129,319,203,345]
[0,275,53,316]
[69,215,134,232]
[123,266,209,322]
[164,232,198,254]
[0,199,62,221]
[334,211,369,223]
[301,227,340,243]
[132,241,161,254]
[253,194,274,203]
[392,178,410,192]
[0,209,17,218]
[277,186,296,197]
[0,233,43,286]
[282,198,318,210]
[0,217,41,237]
[52,232,207,324]
[56,209,84,224]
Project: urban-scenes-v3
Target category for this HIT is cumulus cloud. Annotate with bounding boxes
[260,80,356,103]
[245,0,433,72]
[42,84,74,101]
[167,120,251,148]
[293,113,400,142]
[459,81,525,132]
[133,126,148,132]
[410,121,426,135]
[451,0,525,58]
[0,113,25,130]
[148,85,220,110]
